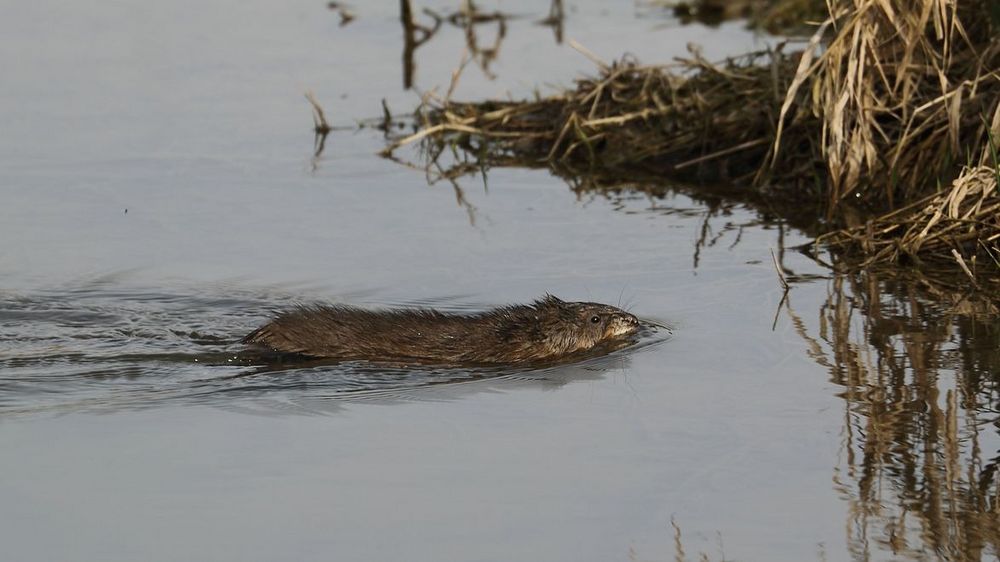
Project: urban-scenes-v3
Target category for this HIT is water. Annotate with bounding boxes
[0,285,669,416]
[1,1,997,560]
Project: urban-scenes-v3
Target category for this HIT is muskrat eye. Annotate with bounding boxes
[590,315,601,324]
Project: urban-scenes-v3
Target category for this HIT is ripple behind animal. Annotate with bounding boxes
[243,295,643,365]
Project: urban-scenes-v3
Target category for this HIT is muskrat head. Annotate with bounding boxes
[534,296,641,356]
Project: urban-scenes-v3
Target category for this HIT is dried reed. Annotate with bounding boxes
[383,0,1000,281]
[383,47,820,187]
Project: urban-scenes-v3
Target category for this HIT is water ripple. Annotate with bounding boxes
[0,287,669,417]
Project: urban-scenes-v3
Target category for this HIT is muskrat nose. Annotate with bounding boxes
[617,313,640,329]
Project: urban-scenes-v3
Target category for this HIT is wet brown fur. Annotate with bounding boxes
[242,295,640,365]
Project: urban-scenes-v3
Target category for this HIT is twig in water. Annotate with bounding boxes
[951,249,981,289]
[771,290,788,332]
[305,91,332,134]
[771,248,790,291]
[379,98,393,133]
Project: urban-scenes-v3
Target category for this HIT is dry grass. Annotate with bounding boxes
[789,0,1000,212]
[805,0,1000,281]
[383,0,1000,283]
[820,163,1000,276]
[384,47,821,188]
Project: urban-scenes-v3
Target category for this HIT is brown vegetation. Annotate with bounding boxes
[382,0,1000,284]
[794,268,1000,560]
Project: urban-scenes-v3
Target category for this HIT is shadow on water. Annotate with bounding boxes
[788,266,1000,560]
[0,286,669,418]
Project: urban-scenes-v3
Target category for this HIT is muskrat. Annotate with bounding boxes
[242,295,641,365]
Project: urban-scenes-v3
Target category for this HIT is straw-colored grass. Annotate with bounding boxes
[789,0,1000,212]
[383,0,1000,281]
[820,163,1000,277]
[384,47,821,187]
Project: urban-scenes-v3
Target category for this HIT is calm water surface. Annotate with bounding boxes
[2,1,997,561]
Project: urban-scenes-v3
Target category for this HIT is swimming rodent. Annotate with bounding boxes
[242,295,641,365]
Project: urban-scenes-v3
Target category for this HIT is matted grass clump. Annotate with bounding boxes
[820,163,1000,276]
[386,47,819,191]
[383,0,1000,281]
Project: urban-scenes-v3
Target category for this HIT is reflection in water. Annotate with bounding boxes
[305,90,332,170]
[0,288,666,418]
[326,1,356,26]
[398,1,530,89]
[650,0,747,28]
[537,0,565,44]
[451,2,508,81]
[400,0,443,89]
[798,269,1000,560]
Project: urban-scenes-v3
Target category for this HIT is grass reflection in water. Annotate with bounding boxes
[800,270,1000,560]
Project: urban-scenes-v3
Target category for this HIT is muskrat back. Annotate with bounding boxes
[243,295,641,365]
